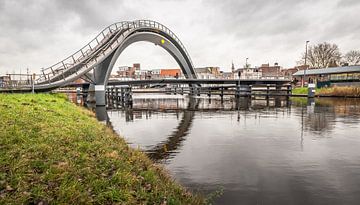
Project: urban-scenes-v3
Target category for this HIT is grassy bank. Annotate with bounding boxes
[0,94,204,204]
[292,86,360,97]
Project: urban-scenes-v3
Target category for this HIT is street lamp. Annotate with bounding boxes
[245,57,249,68]
[302,40,310,87]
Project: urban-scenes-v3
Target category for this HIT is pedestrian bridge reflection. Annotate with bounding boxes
[92,96,293,162]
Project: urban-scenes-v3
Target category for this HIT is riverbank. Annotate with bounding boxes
[292,86,360,97]
[0,94,204,204]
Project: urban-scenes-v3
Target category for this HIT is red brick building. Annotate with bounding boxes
[258,63,281,78]
[159,69,181,78]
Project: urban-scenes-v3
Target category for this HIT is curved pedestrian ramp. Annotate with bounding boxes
[13,20,197,92]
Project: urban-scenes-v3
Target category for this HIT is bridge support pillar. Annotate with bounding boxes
[95,85,106,106]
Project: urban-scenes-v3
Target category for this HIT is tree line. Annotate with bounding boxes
[298,42,360,68]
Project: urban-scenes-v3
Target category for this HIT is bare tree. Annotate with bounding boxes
[298,42,341,68]
[343,50,360,66]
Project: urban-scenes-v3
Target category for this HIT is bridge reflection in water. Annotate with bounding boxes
[98,96,292,163]
[72,95,360,163]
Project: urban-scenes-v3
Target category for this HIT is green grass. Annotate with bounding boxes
[0,93,205,204]
[292,86,360,97]
[316,86,360,97]
[291,87,308,95]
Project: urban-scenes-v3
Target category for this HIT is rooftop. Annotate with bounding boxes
[293,66,360,76]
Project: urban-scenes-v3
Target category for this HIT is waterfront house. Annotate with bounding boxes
[292,65,360,87]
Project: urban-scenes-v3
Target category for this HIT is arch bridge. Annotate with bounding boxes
[22,20,198,104]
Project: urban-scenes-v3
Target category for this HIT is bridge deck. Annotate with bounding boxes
[0,78,291,93]
[106,78,291,86]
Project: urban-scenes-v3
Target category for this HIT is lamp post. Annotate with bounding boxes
[302,40,310,87]
[32,73,35,94]
[245,57,249,68]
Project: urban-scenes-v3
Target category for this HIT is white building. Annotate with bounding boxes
[234,68,262,79]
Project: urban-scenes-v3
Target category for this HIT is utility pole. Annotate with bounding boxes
[302,41,310,87]
[237,69,241,98]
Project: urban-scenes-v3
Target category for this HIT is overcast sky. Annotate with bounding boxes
[0,0,359,75]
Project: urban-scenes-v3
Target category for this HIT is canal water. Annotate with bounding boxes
[93,95,360,204]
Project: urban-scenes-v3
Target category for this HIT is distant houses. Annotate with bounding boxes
[4,62,360,89]
[110,63,296,81]
[232,63,288,80]
[111,64,182,80]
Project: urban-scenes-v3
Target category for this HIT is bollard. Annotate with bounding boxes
[235,85,240,98]
[308,83,316,98]
[76,87,81,104]
[287,85,292,96]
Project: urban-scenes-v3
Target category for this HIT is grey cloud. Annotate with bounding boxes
[0,0,141,34]
[337,0,360,7]
[204,0,311,38]
[0,0,360,74]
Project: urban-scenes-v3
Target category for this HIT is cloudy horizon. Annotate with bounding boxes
[0,0,359,75]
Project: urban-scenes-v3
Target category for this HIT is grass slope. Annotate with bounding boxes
[0,94,204,204]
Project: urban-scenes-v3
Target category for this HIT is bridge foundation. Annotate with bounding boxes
[95,85,106,106]
[86,84,106,106]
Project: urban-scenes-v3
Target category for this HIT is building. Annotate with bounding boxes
[116,66,134,78]
[115,64,141,79]
[258,63,281,79]
[221,71,234,79]
[195,67,221,79]
[133,63,140,70]
[234,67,261,79]
[292,65,360,87]
[147,68,182,79]
[281,65,310,85]
[135,70,151,80]
[281,68,299,79]
[150,69,161,79]
[0,75,10,88]
[160,69,182,78]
